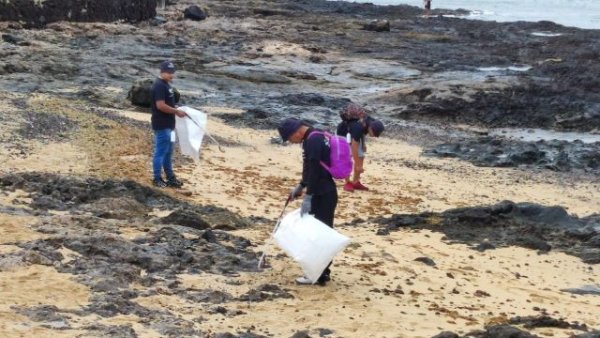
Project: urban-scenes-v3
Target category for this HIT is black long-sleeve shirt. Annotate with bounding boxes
[301,128,336,196]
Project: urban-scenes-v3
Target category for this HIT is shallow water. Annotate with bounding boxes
[490,128,600,144]
[341,0,600,29]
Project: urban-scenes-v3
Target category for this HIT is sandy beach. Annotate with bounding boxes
[1,0,599,337]
[1,93,599,337]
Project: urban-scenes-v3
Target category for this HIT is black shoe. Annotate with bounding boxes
[153,178,167,188]
[166,176,183,188]
[317,274,330,286]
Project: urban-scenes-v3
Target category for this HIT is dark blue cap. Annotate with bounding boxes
[160,60,176,74]
[278,118,302,142]
[367,118,384,137]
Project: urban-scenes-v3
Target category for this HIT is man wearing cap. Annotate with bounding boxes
[150,60,187,188]
[278,118,337,286]
[336,114,385,192]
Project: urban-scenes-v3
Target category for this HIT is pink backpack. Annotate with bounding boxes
[309,131,353,180]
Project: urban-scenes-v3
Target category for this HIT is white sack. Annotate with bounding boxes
[274,208,351,283]
[175,106,207,162]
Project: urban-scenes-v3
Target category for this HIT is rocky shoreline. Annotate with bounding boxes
[1,0,599,337]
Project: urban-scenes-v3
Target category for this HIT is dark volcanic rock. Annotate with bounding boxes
[508,315,587,330]
[238,284,294,302]
[85,291,152,317]
[127,78,154,107]
[160,208,211,230]
[587,235,600,248]
[399,84,600,131]
[14,224,260,291]
[127,79,181,108]
[0,0,156,28]
[82,197,150,220]
[432,332,459,338]
[432,324,540,338]
[477,325,538,338]
[15,305,71,326]
[277,93,351,109]
[561,285,600,296]
[1,172,251,232]
[290,331,311,338]
[2,33,27,45]
[414,256,436,266]
[183,289,233,303]
[214,333,268,338]
[424,138,600,174]
[376,201,600,264]
[17,111,78,143]
[0,173,260,293]
[317,328,334,337]
[183,5,207,21]
[363,20,390,32]
[82,324,138,338]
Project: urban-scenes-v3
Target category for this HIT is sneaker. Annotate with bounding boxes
[166,176,183,188]
[153,178,167,188]
[295,276,313,285]
[353,181,369,191]
[343,182,354,192]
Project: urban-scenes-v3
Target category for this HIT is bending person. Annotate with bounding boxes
[336,103,385,192]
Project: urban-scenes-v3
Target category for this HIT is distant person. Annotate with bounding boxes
[336,103,385,192]
[278,118,338,286]
[424,0,432,15]
[150,60,187,188]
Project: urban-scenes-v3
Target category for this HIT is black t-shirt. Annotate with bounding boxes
[301,128,336,196]
[150,78,176,130]
[337,119,366,143]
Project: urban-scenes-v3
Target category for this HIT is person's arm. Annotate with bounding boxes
[304,137,323,195]
[156,100,186,117]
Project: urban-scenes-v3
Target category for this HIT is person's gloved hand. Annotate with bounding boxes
[300,194,312,216]
[289,184,303,201]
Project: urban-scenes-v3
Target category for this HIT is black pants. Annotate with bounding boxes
[310,189,338,279]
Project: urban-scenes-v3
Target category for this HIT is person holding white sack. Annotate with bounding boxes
[150,60,187,188]
[278,118,338,286]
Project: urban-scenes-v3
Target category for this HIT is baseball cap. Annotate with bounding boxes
[278,118,302,142]
[368,119,385,137]
[159,60,176,74]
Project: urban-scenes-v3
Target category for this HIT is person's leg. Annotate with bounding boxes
[311,190,338,282]
[352,138,369,190]
[162,129,175,179]
[153,129,170,183]
[353,157,364,183]
[162,132,183,188]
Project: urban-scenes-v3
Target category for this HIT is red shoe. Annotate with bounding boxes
[353,181,369,191]
[343,182,354,192]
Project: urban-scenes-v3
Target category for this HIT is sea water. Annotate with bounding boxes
[339,0,600,29]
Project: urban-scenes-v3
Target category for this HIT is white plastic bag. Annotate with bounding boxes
[175,106,207,162]
[273,208,351,283]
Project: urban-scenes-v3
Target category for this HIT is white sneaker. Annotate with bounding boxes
[295,276,313,285]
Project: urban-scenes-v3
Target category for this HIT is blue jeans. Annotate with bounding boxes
[153,129,174,181]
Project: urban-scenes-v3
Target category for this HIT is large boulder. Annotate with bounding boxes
[0,0,157,28]
[183,5,207,21]
[127,79,154,107]
[363,20,390,32]
[127,79,181,107]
